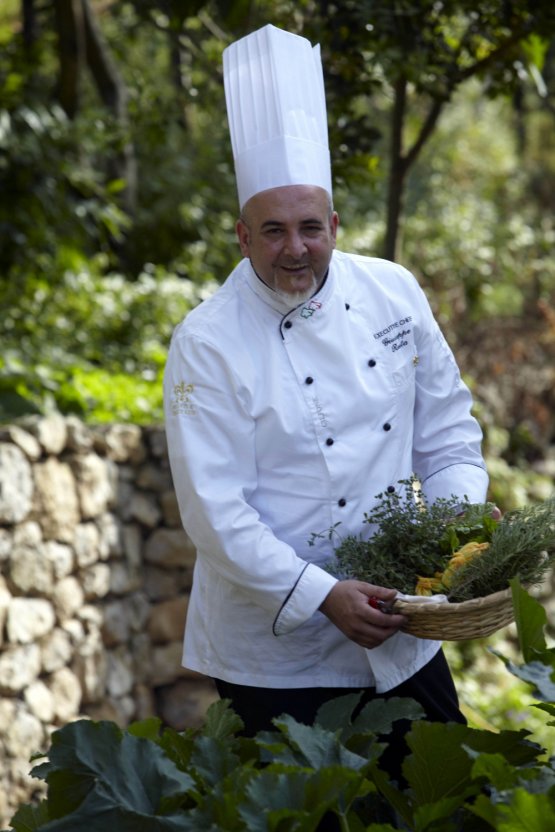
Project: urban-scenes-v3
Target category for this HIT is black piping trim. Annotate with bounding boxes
[272,562,310,636]
[421,462,487,485]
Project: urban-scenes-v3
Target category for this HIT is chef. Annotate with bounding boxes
[164,24,488,753]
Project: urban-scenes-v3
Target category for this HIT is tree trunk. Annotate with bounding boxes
[22,0,37,52]
[81,0,137,214]
[383,76,408,262]
[53,0,85,119]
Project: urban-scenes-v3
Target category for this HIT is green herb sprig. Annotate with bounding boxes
[326,478,555,602]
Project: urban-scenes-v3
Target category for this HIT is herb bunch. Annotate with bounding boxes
[327,479,555,602]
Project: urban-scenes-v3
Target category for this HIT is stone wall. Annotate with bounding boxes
[0,415,217,827]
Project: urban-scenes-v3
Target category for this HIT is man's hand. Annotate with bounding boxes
[319,580,406,649]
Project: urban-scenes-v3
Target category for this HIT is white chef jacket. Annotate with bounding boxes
[163,250,488,690]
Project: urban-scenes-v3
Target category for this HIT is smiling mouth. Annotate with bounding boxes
[280,263,310,273]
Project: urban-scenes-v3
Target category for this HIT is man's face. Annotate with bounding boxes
[236,185,339,302]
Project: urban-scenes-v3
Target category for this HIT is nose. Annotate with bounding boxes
[283,230,307,258]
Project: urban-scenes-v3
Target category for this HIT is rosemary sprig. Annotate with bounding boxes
[446,498,555,601]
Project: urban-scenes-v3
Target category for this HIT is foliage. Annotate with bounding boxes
[323,479,555,601]
[5,583,555,831]
[0,257,215,423]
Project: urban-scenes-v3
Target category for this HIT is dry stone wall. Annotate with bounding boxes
[0,415,217,827]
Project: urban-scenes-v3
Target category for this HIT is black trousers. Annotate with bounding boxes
[214,648,465,780]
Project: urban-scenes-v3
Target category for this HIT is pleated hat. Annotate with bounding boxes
[223,24,332,209]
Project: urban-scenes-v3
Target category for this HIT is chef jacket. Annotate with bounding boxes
[163,250,488,690]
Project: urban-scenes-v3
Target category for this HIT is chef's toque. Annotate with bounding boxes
[223,24,332,209]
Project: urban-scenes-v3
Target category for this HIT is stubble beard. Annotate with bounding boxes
[271,267,318,307]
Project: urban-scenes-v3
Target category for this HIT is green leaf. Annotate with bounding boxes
[272,715,368,771]
[239,766,370,832]
[200,698,244,739]
[128,718,163,740]
[413,795,465,832]
[532,702,555,726]
[315,692,363,731]
[500,659,555,703]
[496,788,555,831]
[470,752,521,791]
[520,34,550,70]
[189,736,242,788]
[510,579,548,662]
[32,720,195,830]
[7,801,50,831]
[351,697,425,738]
[402,722,542,805]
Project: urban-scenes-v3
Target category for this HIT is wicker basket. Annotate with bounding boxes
[392,587,515,641]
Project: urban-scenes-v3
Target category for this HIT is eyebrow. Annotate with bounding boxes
[260,218,325,229]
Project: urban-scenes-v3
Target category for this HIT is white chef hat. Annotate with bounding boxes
[223,24,332,209]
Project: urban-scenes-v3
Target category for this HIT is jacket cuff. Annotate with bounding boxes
[421,463,489,506]
[273,563,338,636]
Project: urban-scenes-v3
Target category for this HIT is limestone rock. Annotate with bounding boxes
[53,576,85,621]
[97,512,123,559]
[144,528,197,569]
[40,627,73,674]
[0,576,11,648]
[80,563,111,599]
[2,704,45,759]
[73,521,100,568]
[32,414,68,455]
[0,443,33,523]
[24,680,55,723]
[106,647,134,698]
[97,424,145,463]
[156,679,218,731]
[160,489,181,528]
[50,667,82,723]
[65,415,93,452]
[149,641,187,686]
[44,540,74,579]
[34,457,79,542]
[8,524,54,595]
[0,425,41,460]
[73,648,107,704]
[7,598,55,644]
[101,599,132,646]
[130,492,161,529]
[73,452,115,518]
[0,644,41,694]
[0,528,11,561]
[148,596,188,645]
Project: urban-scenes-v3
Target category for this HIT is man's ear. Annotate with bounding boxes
[236,218,250,257]
[330,211,339,247]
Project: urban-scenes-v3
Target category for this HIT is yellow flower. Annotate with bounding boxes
[415,573,444,596]
[441,541,489,589]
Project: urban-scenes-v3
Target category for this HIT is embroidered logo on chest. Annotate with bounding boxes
[300,300,322,319]
[373,317,413,353]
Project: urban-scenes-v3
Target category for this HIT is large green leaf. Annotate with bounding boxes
[412,795,467,832]
[402,722,542,805]
[29,720,195,831]
[496,658,555,703]
[510,578,549,662]
[7,802,50,832]
[350,697,425,738]
[200,698,244,740]
[239,766,371,832]
[272,714,369,771]
[496,788,555,831]
[189,736,243,788]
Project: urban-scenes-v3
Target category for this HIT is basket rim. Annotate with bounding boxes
[392,586,513,616]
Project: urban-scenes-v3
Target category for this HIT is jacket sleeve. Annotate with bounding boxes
[410,278,489,506]
[163,326,337,635]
